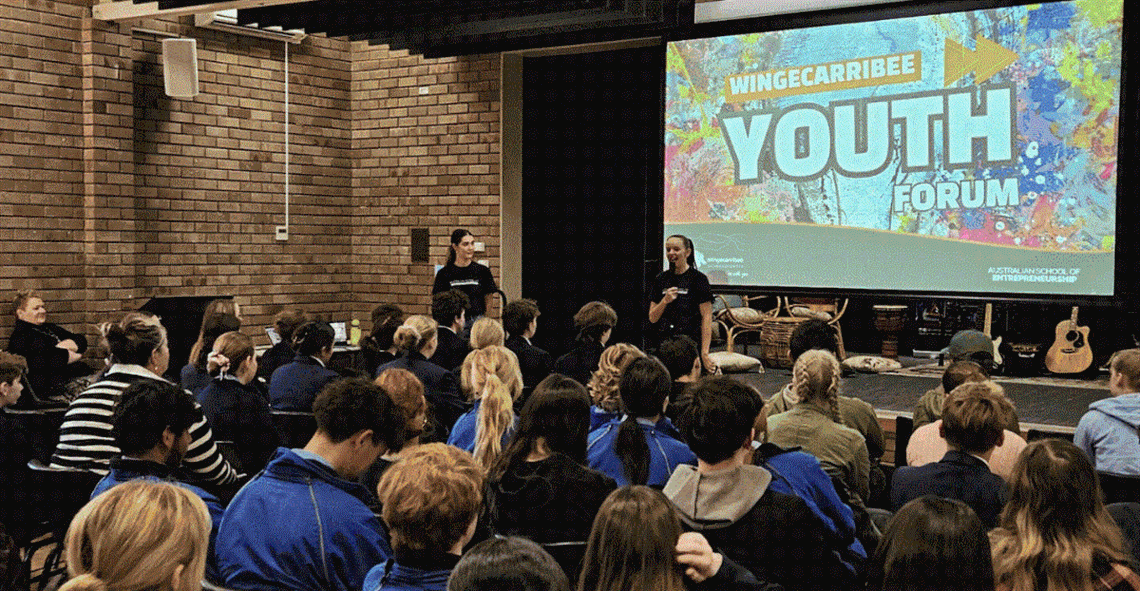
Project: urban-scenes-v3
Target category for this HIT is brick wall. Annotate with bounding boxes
[0,0,89,334]
[350,44,502,323]
[0,0,503,349]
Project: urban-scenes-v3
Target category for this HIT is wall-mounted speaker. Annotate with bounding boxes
[162,38,199,98]
[411,228,430,263]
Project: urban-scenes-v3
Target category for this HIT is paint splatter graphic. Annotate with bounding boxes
[664,1,1120,254]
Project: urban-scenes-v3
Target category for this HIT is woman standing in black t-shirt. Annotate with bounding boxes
[432,229,498,328]
[648,235,716,373]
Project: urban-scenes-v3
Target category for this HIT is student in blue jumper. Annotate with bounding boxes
[268,320,340,411]
[363,444,484,591]
[587,356,696,487]
[216,378,409,591]
[447,345,522,471]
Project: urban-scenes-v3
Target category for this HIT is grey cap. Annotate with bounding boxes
[945,329,994,361]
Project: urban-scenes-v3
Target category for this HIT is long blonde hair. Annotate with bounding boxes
[61,480,211,591]
[462,346,522,471]
[792,349,843,424]
[588,343,645,413]
[990,439,1131,591]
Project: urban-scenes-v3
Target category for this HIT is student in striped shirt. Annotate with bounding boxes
[50,311,237,486]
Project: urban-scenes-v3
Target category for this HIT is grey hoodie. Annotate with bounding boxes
[1075,393,1140,475]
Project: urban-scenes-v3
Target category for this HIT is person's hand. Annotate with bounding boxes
[702,352,719,374]
[57,339,79,353]
[675,532,722,583]
[662,287,679,304]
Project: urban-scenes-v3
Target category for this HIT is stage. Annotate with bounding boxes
[731,353,1109,432]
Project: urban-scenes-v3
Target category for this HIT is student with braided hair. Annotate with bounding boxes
[766,349,871,505]
[587,357,696,487]
[448,345,523,471]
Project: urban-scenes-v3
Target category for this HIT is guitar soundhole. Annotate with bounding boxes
[1066,330,1085,348]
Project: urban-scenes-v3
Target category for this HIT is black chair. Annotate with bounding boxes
[3,407,67,465]
[1099,471,1140,505]
[270,411,316,449]
[11,460,102,590]
[893,415,913,468]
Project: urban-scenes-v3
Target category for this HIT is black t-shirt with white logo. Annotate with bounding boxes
[650,267,713,343]
[432,262,498,317]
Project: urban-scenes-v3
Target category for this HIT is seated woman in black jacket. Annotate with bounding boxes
[7,290,91,404]
[487,373,616,543]
[198,330,279,475]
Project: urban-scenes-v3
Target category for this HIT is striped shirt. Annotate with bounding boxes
[50,364,238,486]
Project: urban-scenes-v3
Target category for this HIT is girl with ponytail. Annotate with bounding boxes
[377,315,466,442]
[448,346,523,471]
[267,321,340,412]
[586,357,696,487]
[60,480,211,591]
[766,349,871,504]
[198,331,279,474]
[647,235,717,374]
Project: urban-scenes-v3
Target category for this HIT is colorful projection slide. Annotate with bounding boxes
[665,1,1122,295]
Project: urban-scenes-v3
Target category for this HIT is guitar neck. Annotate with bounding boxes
[984,303,993,338]
[1070,306,1080,327]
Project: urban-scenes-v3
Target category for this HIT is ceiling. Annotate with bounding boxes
[122,0,695,57]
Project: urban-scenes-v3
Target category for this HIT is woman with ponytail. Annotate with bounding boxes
[587,357,695,487]
[432,228,500,329]
[554,301,617,387]
[448,345,523,471]
[766,349,871,504]
[198,331,279,474]
[268,320,340,412]
[60,480,211,591]
[377,315,466,441]
[647,235,717,374]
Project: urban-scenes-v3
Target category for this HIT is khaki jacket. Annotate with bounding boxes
[766,401,871,504]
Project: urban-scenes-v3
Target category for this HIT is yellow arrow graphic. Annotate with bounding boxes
[944,35,1019,87]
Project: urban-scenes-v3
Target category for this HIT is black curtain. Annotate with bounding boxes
[521,45,664,357]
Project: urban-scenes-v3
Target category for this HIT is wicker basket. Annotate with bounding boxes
[760,317,805,369]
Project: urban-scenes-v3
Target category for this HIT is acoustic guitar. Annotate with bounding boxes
[983,303,1003,371]
[1045,306,1093,374]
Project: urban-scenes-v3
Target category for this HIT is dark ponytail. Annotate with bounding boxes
[292,321,334,357]
[614,357,672,485]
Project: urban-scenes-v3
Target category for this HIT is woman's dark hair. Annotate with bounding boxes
[292,321,335,357]
[448,536,569,591]
[100,312,166,367]
[615,357,671,485]
[573,301,617,343]
[656,335,699,381]
[447,228,473,265]
[189,313,241,372]
[666,234,696,270]
[868,495,994,591]
[489,373,591,482]
[361,304,404,354]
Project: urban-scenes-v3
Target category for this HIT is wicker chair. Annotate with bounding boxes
[713,295,778,354]
[783,296,849,360]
